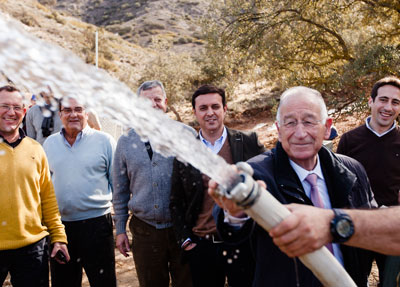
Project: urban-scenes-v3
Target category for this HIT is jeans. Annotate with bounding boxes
[0,237,49,287]
[51,213,116,287]
[129,216,192,287]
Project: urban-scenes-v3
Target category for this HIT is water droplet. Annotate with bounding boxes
[205,234,210,239]
[99,269,104,274]
[222,250,227,256]
[227,258,233,264]
[77,258,81,262]
[235,249,240,254]
[233,255,238,259]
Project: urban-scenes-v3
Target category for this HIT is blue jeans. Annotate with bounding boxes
[0,237,49,287]
[51,213,116,287]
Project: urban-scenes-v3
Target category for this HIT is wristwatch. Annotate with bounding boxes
[330,209,354,243]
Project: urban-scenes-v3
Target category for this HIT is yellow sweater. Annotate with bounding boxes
[0,138,67,250]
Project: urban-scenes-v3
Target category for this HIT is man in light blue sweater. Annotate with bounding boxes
[112,80,193,287]
[43,96,117,287]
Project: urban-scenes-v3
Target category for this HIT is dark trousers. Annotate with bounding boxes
[383,256,400,287]
[129,216,192,287]
[0,237,49,287]
[185,236,255,287]
[51,213,116,287]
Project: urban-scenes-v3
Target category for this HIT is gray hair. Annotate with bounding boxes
[276,86,328,125]
[137,80,166,98]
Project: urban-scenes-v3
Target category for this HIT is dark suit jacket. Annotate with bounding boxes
[169,127,265,246]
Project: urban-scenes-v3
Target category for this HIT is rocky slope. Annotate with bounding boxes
[42,0,210,52]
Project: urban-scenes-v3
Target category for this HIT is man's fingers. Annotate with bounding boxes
[269,213,299,238]
[256,180,267,189]
[124,240,130,252]
[118,245,128,257]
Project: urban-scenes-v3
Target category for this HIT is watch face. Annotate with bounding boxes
[337,219,351,237]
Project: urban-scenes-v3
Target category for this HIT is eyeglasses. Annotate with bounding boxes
[60,107,85,115]
[0,104,24,112]
[282,119,321,130]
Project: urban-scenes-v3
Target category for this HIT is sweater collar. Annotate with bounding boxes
[365,116,397,137]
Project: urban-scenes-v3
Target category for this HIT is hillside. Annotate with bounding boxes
[43,0,210,53]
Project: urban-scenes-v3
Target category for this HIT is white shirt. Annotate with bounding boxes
[289,156,332,209]
[289,156,344,265]
[199,127,227,154]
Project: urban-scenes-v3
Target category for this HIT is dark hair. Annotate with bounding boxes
[0,85,20,93]
[370,76,400,101]
[58,97,63,112]
[191,85,226,109]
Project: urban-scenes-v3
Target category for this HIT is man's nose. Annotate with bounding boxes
[383,102,394,111]
[6,107,16,115]
[205,107,214,115]
[294,123,307,137]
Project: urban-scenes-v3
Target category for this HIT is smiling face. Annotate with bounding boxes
[59,97,88,136]
[368,85,400,134]
[0,89,26,142]
[193,93,227,139]
[276,93,332,170]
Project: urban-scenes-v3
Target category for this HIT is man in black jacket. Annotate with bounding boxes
[170,85,265,287]
[209,86,377,287]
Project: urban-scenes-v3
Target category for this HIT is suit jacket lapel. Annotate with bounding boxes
[227,128,243,163]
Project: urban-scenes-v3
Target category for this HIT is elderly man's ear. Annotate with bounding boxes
[324,118,333,140]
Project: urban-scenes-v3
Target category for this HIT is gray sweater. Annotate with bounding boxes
[112,129,175,234]
[26,104,62,145]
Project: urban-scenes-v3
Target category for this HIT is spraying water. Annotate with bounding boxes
[0,13,240,189]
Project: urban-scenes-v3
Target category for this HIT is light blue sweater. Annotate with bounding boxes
[43,125,116,221]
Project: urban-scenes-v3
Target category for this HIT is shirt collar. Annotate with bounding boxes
[0,128,26,148]
[199,126,227,147]
[289,155,324,182]
[365,116,396,137]
[61,125,91,146]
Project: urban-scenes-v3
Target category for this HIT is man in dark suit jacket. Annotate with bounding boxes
[170,85,265,287]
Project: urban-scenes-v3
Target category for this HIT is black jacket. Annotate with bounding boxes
[170,128,266,246]
[215,141,377,287]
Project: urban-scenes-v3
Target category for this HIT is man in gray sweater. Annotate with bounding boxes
[112,80,193,287]
[25,90,62,144]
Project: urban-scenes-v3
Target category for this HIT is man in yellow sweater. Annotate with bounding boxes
[0,85,69,287]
